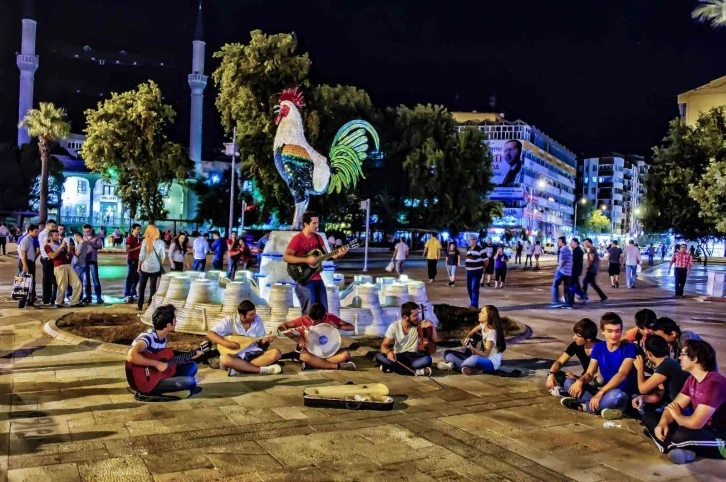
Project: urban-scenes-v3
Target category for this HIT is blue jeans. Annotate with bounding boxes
[226,255,239,280]
[563,378,628,413]
[626,265,638,288]
[466,269,483,308]
[552,271,571,306]
[150,361,198,395]
[84,261,102,302]
[124,259,139,297]
[192,259,206,272]
[294,279,328,315]
[375,352,432,375]
[212,259,223,270]
[443,349,496,373]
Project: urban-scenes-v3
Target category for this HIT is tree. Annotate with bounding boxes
[18,102,71,222]
[81,81,194,223]
[582,208,611,234]
[692,0,726,28]
[690,160,726,233]
[387,104,501,231]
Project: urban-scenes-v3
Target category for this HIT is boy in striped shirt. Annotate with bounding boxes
[465,235,486,309]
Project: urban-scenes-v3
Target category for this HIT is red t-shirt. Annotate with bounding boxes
[44,244,71,267]
[126,235,141,261]
[680,371,726,429]
[227,239,240,257]
[289,314,344,340]
[287,232,326,281]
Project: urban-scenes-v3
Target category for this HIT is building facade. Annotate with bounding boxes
[580,154,648,238]
[677,74,726,127]
[453,113,577,241]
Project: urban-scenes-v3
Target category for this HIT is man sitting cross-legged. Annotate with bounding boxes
[127,304,203,400]
[206,300,282,376]
[560,312,637,420]
[643,340,726,465]
[545,318,600,396]
[375,301,437,376]
[278,302,357,371]
[632,334,689,418]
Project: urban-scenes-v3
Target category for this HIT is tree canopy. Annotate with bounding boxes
[81,81,194,224]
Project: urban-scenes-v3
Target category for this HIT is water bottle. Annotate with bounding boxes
[602,421,621,429]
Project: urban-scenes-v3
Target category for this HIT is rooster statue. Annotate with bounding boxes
[273,87,380,229]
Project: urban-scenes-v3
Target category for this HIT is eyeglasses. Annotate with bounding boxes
[679,352,689,358]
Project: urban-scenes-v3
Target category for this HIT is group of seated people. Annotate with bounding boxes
[546,309,725,465]
[127,302,723,466]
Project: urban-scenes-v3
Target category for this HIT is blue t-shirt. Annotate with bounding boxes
[591,340,637,393]
[211,238,227,262]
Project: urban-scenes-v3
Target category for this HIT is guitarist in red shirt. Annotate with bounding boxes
[283,211,348,315]
[127,304,204,400]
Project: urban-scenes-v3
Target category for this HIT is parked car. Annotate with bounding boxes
[544,243,557,255]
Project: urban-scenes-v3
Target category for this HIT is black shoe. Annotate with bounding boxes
[560,397,584,412]
[96,299,104,305]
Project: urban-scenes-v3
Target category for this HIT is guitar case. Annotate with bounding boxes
[303,382,394,411]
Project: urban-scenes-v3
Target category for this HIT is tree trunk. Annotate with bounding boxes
[39,137,50,223]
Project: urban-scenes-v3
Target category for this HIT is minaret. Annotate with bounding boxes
[188,0,207,172]
[17,0,39,146]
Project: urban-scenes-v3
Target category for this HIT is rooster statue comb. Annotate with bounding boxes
[273,86,380,229]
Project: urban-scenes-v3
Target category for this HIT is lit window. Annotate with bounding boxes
[77,180,87,194]
[103,184,114,196]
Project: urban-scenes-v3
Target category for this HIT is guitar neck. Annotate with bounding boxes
[319,243,352,263]
[167,349,198,366]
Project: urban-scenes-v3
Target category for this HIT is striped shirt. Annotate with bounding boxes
[139,239,167,273]
[670,252,693,269]
[131,329,167,354]
[465,244,486,270]
[557,246,573,276]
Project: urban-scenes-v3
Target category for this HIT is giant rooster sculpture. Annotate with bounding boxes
[273,87,380,229]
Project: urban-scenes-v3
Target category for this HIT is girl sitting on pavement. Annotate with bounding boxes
[438,305,507,375]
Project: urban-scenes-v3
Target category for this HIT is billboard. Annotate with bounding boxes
[487,139,524,199]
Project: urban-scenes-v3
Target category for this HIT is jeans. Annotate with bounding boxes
[674,268,688,296]
[466,269,483,308]
[563,378,628,413]
[648,255,654,266]
[567,273,584,305]
[212,259,223,270]
[125,259,139,297]
[227,255,239,280]
[17,259,37,304]
[582,271,607,301]
[443,349,496,373]
[525,254,532,267]
[295,279,328,315]
[515,252,522,264]
[138,270,161,309]
[395,259,405,274]
[73,264,86,291]
[192,259,206,272]
[150,361,198,395]
[446,265,457,278]
[427,259,438,280]
[84,261,102,302]
[375,351,432,375]
[40,257,57,304]
[626,265,638,288]
[0,236,6,255]
[552,271,571,306]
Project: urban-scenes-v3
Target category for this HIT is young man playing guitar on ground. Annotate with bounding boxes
[283,211,348,315]
[376,301,438,376]
[206,300,282,376]
[127,304,204,400]
[278,302,357,371]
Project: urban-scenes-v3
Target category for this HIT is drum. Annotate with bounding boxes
[306,323,342,359]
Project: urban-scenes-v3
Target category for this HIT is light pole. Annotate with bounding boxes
[574,198,587,237]
[601,204,614,240]
[223,127,238,237]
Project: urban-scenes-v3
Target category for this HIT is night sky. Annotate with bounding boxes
[1,0,723,158]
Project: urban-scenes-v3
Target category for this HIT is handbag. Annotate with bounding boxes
[385,258,395,272]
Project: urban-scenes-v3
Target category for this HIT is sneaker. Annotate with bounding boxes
[561,305,574,310]
[260,364,282,375]
[227,368,239,377]
[600,408,623,420]
[429,279,434,283]
[301,361,312,371]
[189,386,203,397]
[668,449,696,465]
[560,297,566,303]
[96,298,104,305]
[580,298,590,305]
[123,296,131,303]
[549,387,566,397]
[71,302,85,308]
[549,303,564,309]
[437,361,454,371]
[560,397,584,412]
[379,365,392,374]
[338,361,357,371]
[414,367,432,377]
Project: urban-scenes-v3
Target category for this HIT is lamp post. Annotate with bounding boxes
[573,198,587,238]
[223,127,238,237]
[601,204,614,240]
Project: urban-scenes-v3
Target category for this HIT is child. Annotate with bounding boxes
[493,247,509,289]
[545,318,599,396]
[445,241,460,287]
[438,305,506,375]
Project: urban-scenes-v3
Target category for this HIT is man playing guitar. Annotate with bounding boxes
[206,300,282,376]
[127,304,203,400]
[283,210,348,314]
[376,301,438,376]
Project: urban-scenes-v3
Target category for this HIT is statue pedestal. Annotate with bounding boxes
[258,230,334,287]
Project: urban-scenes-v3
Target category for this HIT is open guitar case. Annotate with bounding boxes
[303,382,394,411]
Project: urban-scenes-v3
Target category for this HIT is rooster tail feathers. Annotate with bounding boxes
[327,120,380,194]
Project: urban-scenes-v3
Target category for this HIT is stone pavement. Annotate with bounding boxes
[1,253,725,481]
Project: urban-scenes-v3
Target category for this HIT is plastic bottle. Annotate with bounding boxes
[602,421,622,428]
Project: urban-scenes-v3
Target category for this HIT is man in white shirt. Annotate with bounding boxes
[523,239,533,268]
[206,300,282,376]
[38,219,58,305]
[392,238,409,274]
[0,222,9,255]
[375,301,437,376]
[623,239,642,289]
[192,234,210,272]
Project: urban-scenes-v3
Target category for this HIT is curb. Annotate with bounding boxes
[44,317,128,355]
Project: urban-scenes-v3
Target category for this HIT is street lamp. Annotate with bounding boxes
[601,204,614,240]
[223,126,239,237]
[574,198,587,237]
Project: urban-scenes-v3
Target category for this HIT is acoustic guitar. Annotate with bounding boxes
[216,327,298,356]
[287,237,360,284]
[417,303,437,355]
[125,341,212,394]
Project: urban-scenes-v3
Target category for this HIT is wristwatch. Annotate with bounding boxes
[547,371,556,376]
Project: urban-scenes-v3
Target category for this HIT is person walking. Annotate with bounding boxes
[493,246,509,289]
[112,228,123,247]
[98,226,107,247]
[168,234,188,272]
[226,232,241,280]
[660,244,667,261]
[481,238,495,287]
[392,238,409,275]
[82,224,104,304]
[524,239,533,268]
[533,240,543,269]
[581,238,608,303]
[17,223,40,307]
[0,222,9,255]
[211,231,226,271]
[192,233,210,272]
[38,219,58,305]
[623,239,642,289]
[137,224,166,311]
[647,244,655,266]
[568,238,585,305]
[514,241,523,265]
[551,236,573,309]
[607,240,623,288]
[464,235,485,309]
[445,241,460,287]
[423,233,442,283]
[668,244,693,297]
[124,224,142,303]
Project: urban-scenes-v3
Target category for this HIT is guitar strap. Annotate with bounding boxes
[314,233,327,254]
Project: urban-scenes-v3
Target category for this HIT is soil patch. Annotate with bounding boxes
[56,312,207,351]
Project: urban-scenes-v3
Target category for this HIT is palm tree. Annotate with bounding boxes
[692,0,726,28]
[19,102,71,223]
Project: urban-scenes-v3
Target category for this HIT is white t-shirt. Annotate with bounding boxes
[624,245,641,266]
[211,314,266,358]
[524,241,532,255]
[479,324,502,370]
[384,319,419,354]
[394,242,409,260]
[533,244,543,255]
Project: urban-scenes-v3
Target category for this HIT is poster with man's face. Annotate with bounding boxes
[490,139,523,187]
